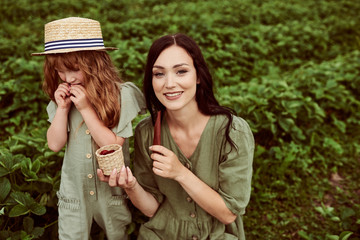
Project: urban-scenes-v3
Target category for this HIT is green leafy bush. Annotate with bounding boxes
[1,0,360,239]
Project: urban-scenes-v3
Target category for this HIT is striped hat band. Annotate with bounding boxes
[44,38,105,51]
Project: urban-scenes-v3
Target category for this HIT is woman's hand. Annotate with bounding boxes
[54,83,72,110]
[69,84,91,111]
[98,165,160,217]
[149,145,187,181]
[97,166,137,190]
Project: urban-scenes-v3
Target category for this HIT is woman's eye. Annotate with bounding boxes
[153,72,164,77]
[177,70,188,75]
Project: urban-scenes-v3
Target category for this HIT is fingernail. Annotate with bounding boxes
[112,168,117,174]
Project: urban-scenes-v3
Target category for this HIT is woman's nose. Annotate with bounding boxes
[165,74,175,88]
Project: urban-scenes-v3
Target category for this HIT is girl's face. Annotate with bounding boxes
[56,64,85,86]
[152,45,199,112]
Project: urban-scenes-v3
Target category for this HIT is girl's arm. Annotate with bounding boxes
[150,145,237,225]
[78,106,125,147]
[47,83,72,152]
[97,166,160,217]
[47,107,70,152]
[69,85,124,147]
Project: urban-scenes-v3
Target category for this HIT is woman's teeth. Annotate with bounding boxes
[165,92,181,97]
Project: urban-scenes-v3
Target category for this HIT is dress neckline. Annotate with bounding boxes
[162,115,214,160]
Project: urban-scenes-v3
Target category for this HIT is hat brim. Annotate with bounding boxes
[31,46,118,56]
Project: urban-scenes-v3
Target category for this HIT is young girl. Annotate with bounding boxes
[32,17,146,240]
[98,33,254,239]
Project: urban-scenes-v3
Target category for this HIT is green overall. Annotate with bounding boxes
[47,82,146,240]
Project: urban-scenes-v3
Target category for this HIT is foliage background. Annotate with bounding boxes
[1,0,360,239]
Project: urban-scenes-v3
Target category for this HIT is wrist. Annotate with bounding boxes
[125,179,138,192]
[56,106,70,114]
[174,165,189,183]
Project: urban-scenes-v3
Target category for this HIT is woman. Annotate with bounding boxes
[98,33,254,239]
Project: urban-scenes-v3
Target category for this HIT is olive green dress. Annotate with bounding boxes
[47,82,146,240]
[134,114,254,240]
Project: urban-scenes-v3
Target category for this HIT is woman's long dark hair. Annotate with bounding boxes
[143,33,237,149]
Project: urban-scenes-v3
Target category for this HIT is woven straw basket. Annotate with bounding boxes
[95,144,124,175]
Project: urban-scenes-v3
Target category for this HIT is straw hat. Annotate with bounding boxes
[32,17,117,56]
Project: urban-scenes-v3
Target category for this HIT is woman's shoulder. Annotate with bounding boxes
[214,114,253,134]
[135,116,153,133]
[231,115,253,134]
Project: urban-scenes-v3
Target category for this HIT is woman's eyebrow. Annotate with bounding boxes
[153,63,189,69]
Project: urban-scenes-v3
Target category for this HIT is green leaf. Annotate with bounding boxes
[11,191,37,208]
[341,207,356,220]
[30,203,46,216]
[0,168,9,178]
[9,205,29,217]
[298,230,309,239]
[0,151,22,175]
[23,216,34,234]
[326,236,339,240]
[31,227,45,238]
[0,177,11,202]
[31,159,41,173]
[279,118,295,132]
[339,231,353,240]
[0,207,5,215]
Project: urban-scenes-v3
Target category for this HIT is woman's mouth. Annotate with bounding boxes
[164,91,183,99]
[165,92,182,97]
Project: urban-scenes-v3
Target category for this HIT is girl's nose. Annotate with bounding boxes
[64,73,76,84]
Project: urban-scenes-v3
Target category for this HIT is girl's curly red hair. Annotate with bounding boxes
[43,51,123,129]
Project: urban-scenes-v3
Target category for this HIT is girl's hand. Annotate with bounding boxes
[150,145,187,181]
[97,166,137,190]
[69,84,91,111]
[54,83,72,110]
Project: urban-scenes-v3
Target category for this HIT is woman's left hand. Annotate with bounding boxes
[97,166,137,190]
[69,84,91,111]
[149,145,187,181]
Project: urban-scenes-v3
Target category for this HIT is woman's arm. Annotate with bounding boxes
[150,145,236,224]
[176,167,236,224]
[97,166,160,217]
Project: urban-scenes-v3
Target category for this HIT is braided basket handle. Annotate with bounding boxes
[153,111,161,145]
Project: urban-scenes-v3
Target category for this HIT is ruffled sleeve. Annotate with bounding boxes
[112,82,147,137]
[133,117,164,204]
[218,116,254,216]
[46,101,57,123]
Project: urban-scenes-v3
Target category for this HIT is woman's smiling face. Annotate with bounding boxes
[152,45,199,112]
